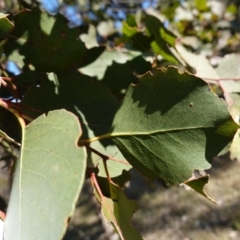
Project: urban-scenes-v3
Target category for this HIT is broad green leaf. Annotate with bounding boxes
[0,13,13,40]
[4,8,104,71]
[95,181,143,240]
[4,110,87,240]
[145,14,179,63]
[184,175,216,203]
[109,67,239,185]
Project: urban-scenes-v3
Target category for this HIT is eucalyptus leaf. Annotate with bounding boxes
[4,110,87,240]
[110,67,239,185]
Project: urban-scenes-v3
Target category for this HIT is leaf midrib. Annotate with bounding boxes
[80,124,230,144]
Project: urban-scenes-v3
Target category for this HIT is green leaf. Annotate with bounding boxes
[95,181,143,240]
[145,14,179,63]
[4,8,104,71]
[0,13,13,40]
[184,175,216,203]
[4,110,87,240]
[109,67,239,185]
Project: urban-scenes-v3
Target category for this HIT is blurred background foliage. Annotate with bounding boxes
[0,0,239,55]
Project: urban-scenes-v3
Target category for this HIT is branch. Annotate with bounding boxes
[1,99,34,122]
[0,77,21,99]
[202,77,240,82]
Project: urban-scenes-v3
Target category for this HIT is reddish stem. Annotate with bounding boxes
[88,168,104,200]
[1,77,14,82]
[203,77,240,81]
[5,100,44,114]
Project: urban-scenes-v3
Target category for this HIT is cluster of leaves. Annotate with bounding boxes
[0,0,240,239]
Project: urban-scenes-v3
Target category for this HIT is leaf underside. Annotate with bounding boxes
[4,110,87,240]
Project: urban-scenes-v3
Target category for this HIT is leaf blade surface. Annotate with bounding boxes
[4,110,87,240]
[111,67,239,185]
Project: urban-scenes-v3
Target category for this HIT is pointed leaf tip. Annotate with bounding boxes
[95,181,143,240]
[184,175,216,203]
